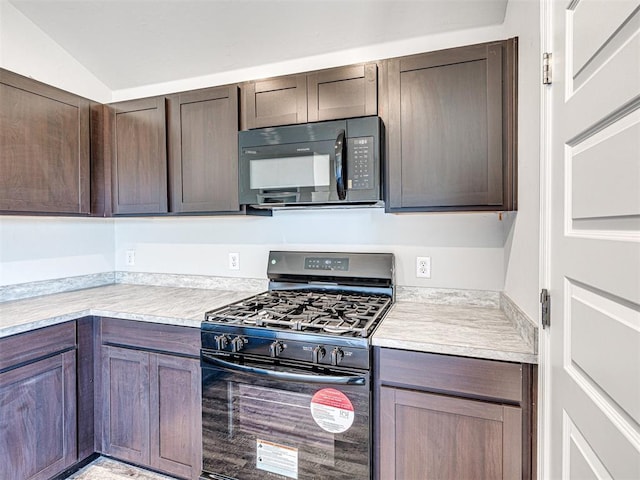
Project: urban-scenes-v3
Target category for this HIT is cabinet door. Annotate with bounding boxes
[168,86,240,213]
[385,40,516,211]
[150,354,202,480]
[379,386,522,480]
[110,97,168,214]
[101,346,150,465]
[0,69,90,214]
[242,74,307,129]
[0,351,77,480]
[307,63,377,122]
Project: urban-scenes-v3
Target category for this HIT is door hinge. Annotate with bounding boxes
[542,53,552,85]
[540,289,551,329]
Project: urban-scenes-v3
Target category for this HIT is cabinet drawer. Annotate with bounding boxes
[376,348,523,403]
[0,322,76,371]
[100,318,199,357]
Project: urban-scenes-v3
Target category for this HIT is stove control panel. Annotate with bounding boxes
[202,327,370,370]
[304,257,349,271]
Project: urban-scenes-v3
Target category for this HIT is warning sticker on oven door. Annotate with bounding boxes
[310,388,355,433]
[256,439,298,479]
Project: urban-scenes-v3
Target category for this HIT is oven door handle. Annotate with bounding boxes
[201,353,366,385]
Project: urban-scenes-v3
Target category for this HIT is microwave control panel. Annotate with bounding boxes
[348,137,374,190]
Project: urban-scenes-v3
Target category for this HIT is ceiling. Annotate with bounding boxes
[9,0,509,91]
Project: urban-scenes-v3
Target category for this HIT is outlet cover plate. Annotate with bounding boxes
[125,250,136,266]
[416,256,431,278]
[228,252,240,270]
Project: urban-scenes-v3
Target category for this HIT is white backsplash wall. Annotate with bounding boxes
[0,216,115,286]
[114,209,507,291]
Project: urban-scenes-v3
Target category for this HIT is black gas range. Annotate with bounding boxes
[200,251,394,480]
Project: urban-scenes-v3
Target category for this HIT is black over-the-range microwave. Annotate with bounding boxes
[238,116,383,208]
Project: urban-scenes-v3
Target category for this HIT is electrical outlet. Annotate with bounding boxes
[416,256,431,278]
[228,252,240,270]
[125,250,136,266]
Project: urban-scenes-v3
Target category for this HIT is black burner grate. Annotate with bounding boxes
[205,290,391,337]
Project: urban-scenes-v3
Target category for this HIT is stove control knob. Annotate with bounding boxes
[214,334,230,350]
[312,345,326,364]
[330,347,344,366]
[269,341,285,358]
[231,336,247,353]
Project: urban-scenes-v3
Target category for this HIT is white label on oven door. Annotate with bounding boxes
[310,388,355,434]
[256,439,298,479]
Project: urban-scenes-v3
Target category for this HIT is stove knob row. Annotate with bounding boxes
[269,340,285,358]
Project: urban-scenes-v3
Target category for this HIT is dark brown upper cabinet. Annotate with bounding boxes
[241,63,378,129]
[307,63,377,122]
[108,97,168,215]
[381,39,517,212]
[167,86,240,213]
[241,74,307,130]
[0,69,90,214]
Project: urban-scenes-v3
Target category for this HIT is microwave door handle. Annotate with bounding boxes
[201,352,366,385]
[334,130,347,200]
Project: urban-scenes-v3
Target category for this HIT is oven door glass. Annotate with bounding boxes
[201,353,370,480]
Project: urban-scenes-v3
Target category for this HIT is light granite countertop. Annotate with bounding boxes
[0,284,255,338]
[0,283,537,364]
[372,301,537,364]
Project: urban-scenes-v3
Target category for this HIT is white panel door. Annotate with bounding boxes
[548,0,640,478]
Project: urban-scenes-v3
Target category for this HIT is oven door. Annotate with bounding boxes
[201,352,370,480]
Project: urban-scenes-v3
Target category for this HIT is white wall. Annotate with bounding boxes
[0,216,115,286]
[114,210,507,291]
[502,0,541,321]
[0,0,110,102]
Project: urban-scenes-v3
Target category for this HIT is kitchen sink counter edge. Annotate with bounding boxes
[1,283,537,364]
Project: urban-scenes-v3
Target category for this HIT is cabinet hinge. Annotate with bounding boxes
[540,289,551,329]
[542,53,552,85]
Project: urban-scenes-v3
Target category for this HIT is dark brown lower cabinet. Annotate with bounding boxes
[375,348,534,480]
[0,343,77,480]
[100,319,201,480]
[101,346,151,465]
[379,387,522,479]
[149,353,201,479]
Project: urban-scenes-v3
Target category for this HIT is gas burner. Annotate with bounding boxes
[206,289,392,338]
